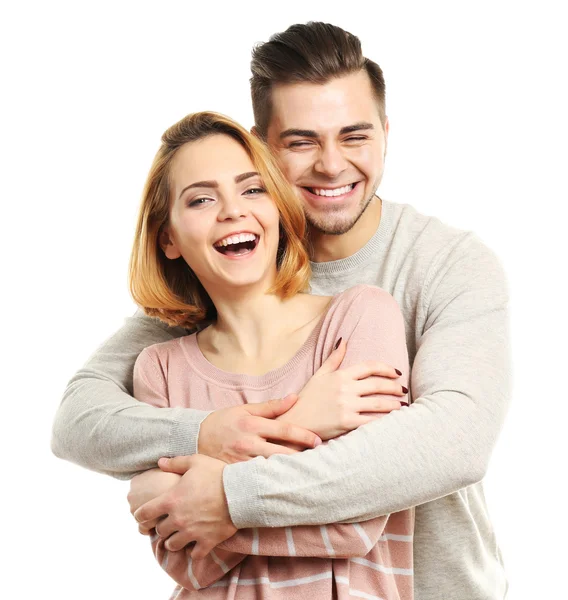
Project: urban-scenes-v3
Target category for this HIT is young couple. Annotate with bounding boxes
[52,22,511,600]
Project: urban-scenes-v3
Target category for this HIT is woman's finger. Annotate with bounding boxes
[356,396,403,413]
[355,376,408,397]
[345,360,402,380]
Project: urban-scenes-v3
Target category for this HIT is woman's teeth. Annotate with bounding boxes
[214,233,258,256]
[309,184,355,197]
[215,233,257,248]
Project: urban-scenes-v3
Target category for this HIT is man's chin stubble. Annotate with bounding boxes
[306,193,377,236]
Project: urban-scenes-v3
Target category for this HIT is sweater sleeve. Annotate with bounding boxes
[223,238,511,527]
[217,518,389,559]
[51,311,211,480]
[150,516,390,591]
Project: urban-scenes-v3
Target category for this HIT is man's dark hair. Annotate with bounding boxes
[250,22,386,138]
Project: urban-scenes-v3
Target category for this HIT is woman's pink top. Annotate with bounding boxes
[133,285,414,599]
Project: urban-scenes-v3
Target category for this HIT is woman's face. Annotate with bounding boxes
[162,134,281,295]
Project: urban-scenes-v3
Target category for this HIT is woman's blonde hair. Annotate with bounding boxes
[129,111,310,330]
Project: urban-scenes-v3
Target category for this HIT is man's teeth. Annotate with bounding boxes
[215,233,257,247]
[311,184,354,197]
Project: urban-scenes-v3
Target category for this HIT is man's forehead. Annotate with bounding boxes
[268,72,380,135]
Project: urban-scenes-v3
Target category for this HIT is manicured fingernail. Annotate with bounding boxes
[402,386,408,394]
[334,337,342,350]
[314,437,322,447]
[395,369,402,376]
[400,401,409,407]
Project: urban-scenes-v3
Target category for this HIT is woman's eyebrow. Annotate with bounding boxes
[235,171,260,183]
[178,172,260,199]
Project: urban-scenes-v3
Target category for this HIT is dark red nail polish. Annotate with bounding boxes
[400,401,409,407]
[395,369,402,376]
[402,386,408,394]
[334,337,342,350]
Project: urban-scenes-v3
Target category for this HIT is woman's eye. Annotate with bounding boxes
[188,197,213,208]
[244,187,266,195]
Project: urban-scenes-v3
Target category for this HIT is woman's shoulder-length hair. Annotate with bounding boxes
[129,111,311,330]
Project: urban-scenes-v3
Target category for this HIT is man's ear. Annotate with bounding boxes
[383,115,390,158]
[159,227,182,260]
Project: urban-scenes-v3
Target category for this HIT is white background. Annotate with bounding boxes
[1,1,567,598]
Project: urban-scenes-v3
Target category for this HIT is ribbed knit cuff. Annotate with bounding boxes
[223,457,267,528]
[168,407,212,457]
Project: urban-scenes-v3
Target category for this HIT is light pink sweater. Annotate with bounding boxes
[133,284,414,599]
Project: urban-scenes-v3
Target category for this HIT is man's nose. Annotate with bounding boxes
[314,144,348,178]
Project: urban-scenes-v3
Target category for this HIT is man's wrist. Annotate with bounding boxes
[222,458,266,528]
[172,407,212,456]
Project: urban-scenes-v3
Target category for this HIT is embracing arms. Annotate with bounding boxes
[224,237,511,527]
[51,312,320,478]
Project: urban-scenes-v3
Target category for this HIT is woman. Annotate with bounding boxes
[127,111,413,599]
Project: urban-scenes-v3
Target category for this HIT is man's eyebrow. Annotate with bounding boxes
[339,122,374,135]
[178,172,259,200]
[279,122,375,140]
[279,128,319,140]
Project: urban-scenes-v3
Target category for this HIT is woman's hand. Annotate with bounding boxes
[278,339,408,441]
[127,468,181,534]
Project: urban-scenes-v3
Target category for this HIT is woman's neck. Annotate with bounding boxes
[199,286,330,373]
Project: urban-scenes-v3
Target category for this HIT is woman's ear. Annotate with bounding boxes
[159,227,182,260]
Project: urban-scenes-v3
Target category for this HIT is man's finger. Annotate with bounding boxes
[165,530,194,552]
[134,496,169,524]
[158,455,193,474]
[138,519,159,535]
[253,440,301,458]
[257,418,321,448]
[191,540,216,561]
[155,515,178,539]
[245,394,299,419]
[314,338,347,375]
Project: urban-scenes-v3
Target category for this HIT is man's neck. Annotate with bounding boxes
[309,196,382,263]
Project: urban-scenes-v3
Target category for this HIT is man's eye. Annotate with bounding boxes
[288,141,314,148]
[344,136,367,143]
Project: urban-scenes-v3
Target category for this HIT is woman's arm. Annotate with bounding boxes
[128,468,246,590]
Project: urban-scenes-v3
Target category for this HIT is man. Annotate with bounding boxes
[52,22,510,599]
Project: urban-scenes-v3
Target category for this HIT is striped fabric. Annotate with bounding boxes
[133,285,414,598]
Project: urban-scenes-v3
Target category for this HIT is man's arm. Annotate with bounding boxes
[129,467,390,592]
[51,311,202,479]
[52,312,321,479]
[223,237,511,527]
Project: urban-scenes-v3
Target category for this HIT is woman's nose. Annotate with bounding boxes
[217,194,249,221]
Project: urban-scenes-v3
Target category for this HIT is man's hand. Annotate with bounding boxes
[198,394,321,463]
[127,468,181,535]
[133,455,237,559]
[279,339,408,440]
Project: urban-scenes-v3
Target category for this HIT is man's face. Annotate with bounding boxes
[265,70,388,236]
